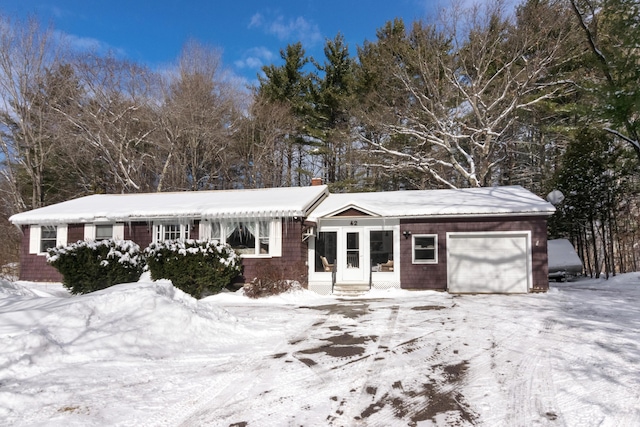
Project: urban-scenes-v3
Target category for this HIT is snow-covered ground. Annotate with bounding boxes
[1,273,639,426]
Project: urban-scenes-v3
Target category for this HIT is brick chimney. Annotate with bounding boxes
[311,177,323,186]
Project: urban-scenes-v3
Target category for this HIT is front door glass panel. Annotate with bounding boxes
[346,232,360,268]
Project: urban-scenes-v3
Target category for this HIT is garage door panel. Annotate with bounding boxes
[447,233,530,293]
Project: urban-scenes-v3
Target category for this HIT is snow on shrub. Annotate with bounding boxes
[47,239,145,295]
[144,239,241,299]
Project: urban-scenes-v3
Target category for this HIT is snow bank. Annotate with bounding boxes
[1,274,639,426]
[1,280,41,298]
[204,285,334,305]
[0,280,240,369]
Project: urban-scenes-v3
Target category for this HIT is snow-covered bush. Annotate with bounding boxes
[144,239,241,299]
[47,239,145,294]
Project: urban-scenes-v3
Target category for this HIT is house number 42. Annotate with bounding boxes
[350,220,358,226]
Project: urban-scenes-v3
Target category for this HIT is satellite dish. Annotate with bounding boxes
[547,189,565,205]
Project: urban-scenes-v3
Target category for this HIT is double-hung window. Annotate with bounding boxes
[84,223,124,241]
[40,225,58,253]
[95,224,113,240]
[30,224,67,255]
[412,234,438,264]
[154,222,190,242]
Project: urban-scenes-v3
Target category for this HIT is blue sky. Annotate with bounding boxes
[2,0,440,87]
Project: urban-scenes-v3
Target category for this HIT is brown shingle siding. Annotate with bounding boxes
[191,220,200,240]
[68,224,84,243]
[18,225,63,282]
[20,219,309,284]
[239,220,308,286]
[399,216,549,291]
[124,222,152,249]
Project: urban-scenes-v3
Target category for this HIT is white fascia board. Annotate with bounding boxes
[390,211,555,220]
[312,210,554,224]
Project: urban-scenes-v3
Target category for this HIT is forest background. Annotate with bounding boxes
[1,0,638,279]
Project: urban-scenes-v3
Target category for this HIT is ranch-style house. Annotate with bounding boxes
[9,182,556,294]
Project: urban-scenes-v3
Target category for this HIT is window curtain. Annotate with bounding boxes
[225,221,239,239]
[210,221,221,240]
[243,221,257,241]
[259,221,270,242]
[214,220,277,255]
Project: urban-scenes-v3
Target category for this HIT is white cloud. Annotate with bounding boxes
[54,30,126,57]
[235,57,262,69]
[49,6,66,19]
[248,13,264,29]
[235,46,275,70]
[248,12,322,47]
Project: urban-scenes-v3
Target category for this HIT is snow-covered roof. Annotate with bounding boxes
[9,185,329,225]
[308,185,555,222]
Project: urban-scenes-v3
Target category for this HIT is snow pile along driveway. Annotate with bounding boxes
[1,274,639,426]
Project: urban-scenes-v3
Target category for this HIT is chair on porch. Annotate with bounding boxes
[380,260,394,272]
[320,256,334,272]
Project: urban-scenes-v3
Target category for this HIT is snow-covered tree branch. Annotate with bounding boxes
[356,0,576,188]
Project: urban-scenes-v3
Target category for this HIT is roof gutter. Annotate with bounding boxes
[9,209,309,226]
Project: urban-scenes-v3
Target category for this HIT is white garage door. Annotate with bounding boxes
[447,232,530,293]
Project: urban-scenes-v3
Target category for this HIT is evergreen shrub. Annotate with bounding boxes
[144,239,241,299]
[47,239,145,294]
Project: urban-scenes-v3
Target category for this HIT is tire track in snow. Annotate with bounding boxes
[503,316,564,427]
[135,352,269,427]
[166,304,369,426]
[138,309,328,427]
[185,302,391,426]
[532,310,640,427]
[332,305,475,426]
[328,304,400,426]
[545,345,640,426]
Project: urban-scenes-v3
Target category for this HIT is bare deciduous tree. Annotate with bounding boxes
[358,0,576,189]
[234,96,298,188]
[157,40,242,191]
[0,16,60,210]
[60,54,159,194]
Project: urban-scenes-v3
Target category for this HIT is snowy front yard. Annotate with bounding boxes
[1,274,639,426]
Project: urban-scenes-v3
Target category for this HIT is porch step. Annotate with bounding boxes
[333,283,371,297]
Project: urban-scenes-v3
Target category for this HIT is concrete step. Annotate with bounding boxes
[333,283,371,296]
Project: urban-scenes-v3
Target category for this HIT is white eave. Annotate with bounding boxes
[307,185,556,222]
[9,185,329,226]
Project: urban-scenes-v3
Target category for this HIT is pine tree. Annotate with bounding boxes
[258,43,313,186]
[570,0,640,161]
[550,128,636,276]
[310,33,358,189]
